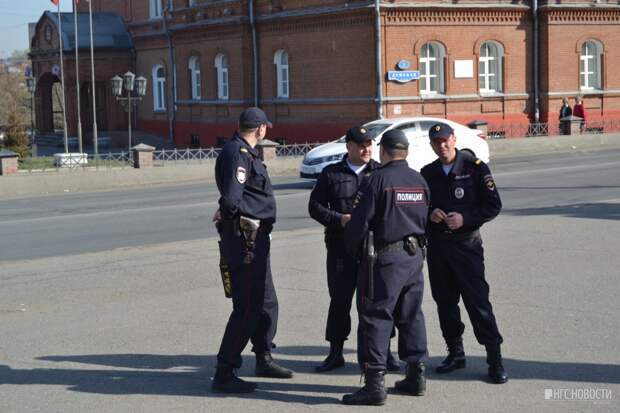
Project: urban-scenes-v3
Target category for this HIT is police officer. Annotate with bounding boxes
[212,107,293,393]
[342,129,429,405]
[309,126,401,373]
[421,123,508,384]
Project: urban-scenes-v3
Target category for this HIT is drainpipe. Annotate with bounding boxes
[374,0,384,119]
[249,0,259,107]
[533,0,540,123]
[163,0,176,144]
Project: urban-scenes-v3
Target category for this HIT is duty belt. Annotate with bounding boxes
[430,229,480,241]
[376,236,422,255]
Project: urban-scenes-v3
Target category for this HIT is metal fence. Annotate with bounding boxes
[487,118,620,139]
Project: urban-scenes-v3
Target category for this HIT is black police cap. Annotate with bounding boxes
[379,129,409,149]
[239,107,273,128]
[345,126,373,143]
[428,123,454,139]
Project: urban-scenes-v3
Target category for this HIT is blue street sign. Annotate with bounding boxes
[387,70,420,83]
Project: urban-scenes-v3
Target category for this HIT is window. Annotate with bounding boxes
[580,40,602,90]
[150,0,163,19]
[479,41,503,93]
[419,42,445,95]
[214,54,229,100]
[274,50,289,99]
[152,65,166,111]
[188,56,201,100]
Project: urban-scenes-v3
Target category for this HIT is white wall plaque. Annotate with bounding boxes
[454,60,473,79]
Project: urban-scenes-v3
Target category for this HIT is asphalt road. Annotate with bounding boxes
[0,149,619,412]
[1,149,619,261]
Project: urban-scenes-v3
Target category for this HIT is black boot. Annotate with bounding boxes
[255,352,294,379]
[486,344,508,384]
[394,362,426,396]
[386,350,400,372]
[435,337,466,373]
[315,341,345,372]
[342,370,387,406]
[211,364,257,393]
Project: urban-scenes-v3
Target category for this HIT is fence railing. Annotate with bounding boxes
[486,118,620,138]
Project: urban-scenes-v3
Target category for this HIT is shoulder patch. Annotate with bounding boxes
[475,159,481,165]
[240,148,248,154]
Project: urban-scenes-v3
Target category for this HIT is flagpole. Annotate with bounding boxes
[73,0,83,154]
[57,2,69,153]
[88,0,98,156]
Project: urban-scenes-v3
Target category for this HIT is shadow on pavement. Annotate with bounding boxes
[0,354,614,403]
[502,202,620,221]
[272,181,314,191]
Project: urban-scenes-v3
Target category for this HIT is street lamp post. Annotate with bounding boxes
[110,71,147,153]
[25,76,37,156]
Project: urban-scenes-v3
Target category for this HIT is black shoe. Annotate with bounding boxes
[316,341,345,372]
[386,351,401,372]
[342,370,387,406]
[394,362,426,396]
[435,338,466,374]
[212,364,257,393]
[486,344,508,384]
[255,352,294,379]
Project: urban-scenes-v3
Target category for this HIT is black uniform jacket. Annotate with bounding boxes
[215,132,276,224]
[344,160,430,255]
[420,149,501,236]
[308,156,381,241]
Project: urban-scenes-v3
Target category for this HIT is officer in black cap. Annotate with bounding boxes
[309,126,402,372]
[342,129,430,405]
[211,107,293,393]
[421,122,508,384]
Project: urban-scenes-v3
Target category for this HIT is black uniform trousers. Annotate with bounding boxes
[427,234,503,346]
[217,228,278,368]
[356,248,428,371]
[325,239,358,343]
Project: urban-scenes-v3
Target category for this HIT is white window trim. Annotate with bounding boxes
[152,65,166,111]
[479,42,503,94]
[274,50,289,99]
[188,56,201,100]
[580,41,601,91]
[150,0,163,19]
[419,43,444,96]
[214,54,229,100]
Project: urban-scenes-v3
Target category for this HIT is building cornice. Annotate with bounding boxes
[384,8,528,25]
[543,8,620,24]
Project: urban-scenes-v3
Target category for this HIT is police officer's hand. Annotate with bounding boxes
[340,214,351,228]
[445,212,464,230]
[212,209,222,224]
[430,208,448,223]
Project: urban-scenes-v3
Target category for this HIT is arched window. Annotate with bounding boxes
[152,65,166,111]
[274,50,289,99]
[419,42,445,95]
[580,40,603,90]
[214,54,229,100]
[188,56,201,100]
[479,41,504,93]
[150,0,163,19]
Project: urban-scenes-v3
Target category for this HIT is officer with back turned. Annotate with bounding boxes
[308,126,400,372]
[342,129,430,405]
[211,107,293,393]
[421,122,508,384]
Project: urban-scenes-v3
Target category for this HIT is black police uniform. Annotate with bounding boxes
[215,131,279,369]
[421,148,503,349]
[308,155,381,345]
[345,159,429,372]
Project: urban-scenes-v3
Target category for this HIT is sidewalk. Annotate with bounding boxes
[2,132,619,200]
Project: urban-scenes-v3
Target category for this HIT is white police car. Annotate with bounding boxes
[299,117,489,179]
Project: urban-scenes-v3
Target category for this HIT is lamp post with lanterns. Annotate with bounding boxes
[25,76,37,156]
[110,71,147,153]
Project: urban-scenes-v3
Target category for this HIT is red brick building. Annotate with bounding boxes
[32,0,620,147]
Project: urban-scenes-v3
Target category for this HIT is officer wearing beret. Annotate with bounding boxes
[342,129,430,405]
[309,126,402,372]
[421,123,508,384]
[212,107,293,393]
